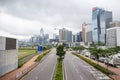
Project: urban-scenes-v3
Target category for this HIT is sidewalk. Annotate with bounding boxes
[79,54,120,80]
[0,53,40,80]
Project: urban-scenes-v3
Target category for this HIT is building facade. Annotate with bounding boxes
[72,34,75,42]
[86,31,92,42]
[67,31,72,42]
[92,7,112,44]
[59,28,72,43]
[75,31,82,42]
[106,27,120,47]
[82,23,86,42]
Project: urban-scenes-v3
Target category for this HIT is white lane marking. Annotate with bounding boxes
[64,60,68,80]
[50,56,57,80]
[71,57,84,80]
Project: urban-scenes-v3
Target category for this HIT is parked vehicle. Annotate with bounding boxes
[104,53,120,67]
[81,49,91,57]
[81,49,88,55]
[84,51,91,57]
[98,57,106,63]
[90,55,96,60]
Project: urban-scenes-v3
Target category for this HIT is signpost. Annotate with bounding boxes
[38,45,42,53]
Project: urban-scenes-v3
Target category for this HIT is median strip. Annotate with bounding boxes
[54,58,63,80]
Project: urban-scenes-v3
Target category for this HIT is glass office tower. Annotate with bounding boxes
[92,7,112,44]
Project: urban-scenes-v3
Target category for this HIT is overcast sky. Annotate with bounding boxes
[0,0,120,40]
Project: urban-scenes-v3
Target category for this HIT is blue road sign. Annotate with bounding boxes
[38,45,42,52]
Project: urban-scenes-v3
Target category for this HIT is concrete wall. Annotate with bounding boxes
[0,36,18,77]
[0,50,18,77]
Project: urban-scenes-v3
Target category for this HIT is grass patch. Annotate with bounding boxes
[72,53,115,75]
[18,49,37,59]
[35,50,51,62]
[19,48,37,50]
[54,58,63,80]
[18,49,37,68]
[18,53,37,68]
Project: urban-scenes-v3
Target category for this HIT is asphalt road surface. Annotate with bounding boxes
[64,51,96,80]
[22,48,57,80]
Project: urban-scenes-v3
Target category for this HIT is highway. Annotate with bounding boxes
[64,51,96,80]
[22,48,57,80]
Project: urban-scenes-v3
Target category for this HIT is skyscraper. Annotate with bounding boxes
[66,30,72,42]
[92,7,112,44]
[86,24,92,43]
[40,28,44,45]
[59,28,72,43]
[72,34,75,42]
[40,28,44,38]
[75,31,82,42]
[82,23,86,42]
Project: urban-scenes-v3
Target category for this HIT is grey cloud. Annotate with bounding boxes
[0,0,120,36]
[0,0,91,26]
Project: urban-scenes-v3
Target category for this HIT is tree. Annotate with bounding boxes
[56,45,65,58]
[72,46,85,53]
[89,47,98,59]
[89,47,104,64]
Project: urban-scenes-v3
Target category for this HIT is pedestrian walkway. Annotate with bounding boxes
[79,54,120,80]
[0,53,40,80]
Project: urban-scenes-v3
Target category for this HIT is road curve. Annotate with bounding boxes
[22,48,57,80]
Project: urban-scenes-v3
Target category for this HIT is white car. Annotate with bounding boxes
[98,57,106,63]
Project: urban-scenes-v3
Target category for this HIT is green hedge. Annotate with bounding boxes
[35,50,51,62]
[72,53,115,75]
[54,58,63,80]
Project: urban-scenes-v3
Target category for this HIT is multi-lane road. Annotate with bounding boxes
[22,48,57,80]
[64,51,96,80]
[22,49,108,80]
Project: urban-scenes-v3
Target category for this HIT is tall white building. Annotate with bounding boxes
[59,28,72,43]
[106,25,120,47]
